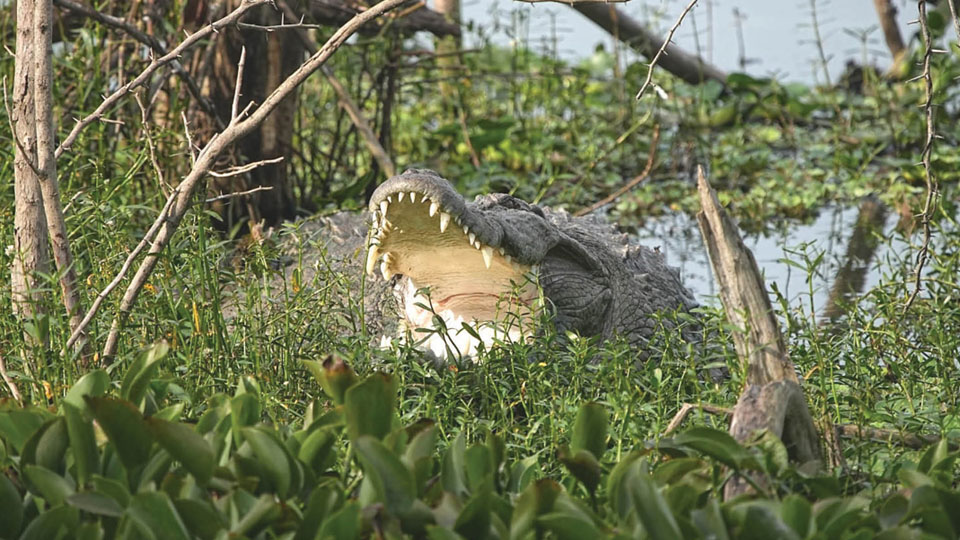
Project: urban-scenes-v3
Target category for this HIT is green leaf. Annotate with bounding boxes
[125,491,190,540]
[464,444,492,493]
[354,435,416,515]
[690,499,730,540]
[241,426,292,498]
[23,416,69,473]
[174,499,227,540]
[63,369,110,416]
[625,463,683,540]
[23,464,76,507]
[442,432,469,497]
[344,374,396,441]
[510,479,561,540]
[298,425,339,474]
[146,417,214,485]
[454,480,492,540]
[0,409,49,453]
[17,505,78,540]
[63,403,99,486]
[427,526,467,540]
[120,342,170,406]
[304,355,358,406]
[296,483,344,540]
[558,447,602,496]
[570,402,608,460]
[0,472,24,538]
[537,512,603,540]
[66,492,124,517]
[91,475,131,508]
[674,427,755,470]
[230,493,281,536]
[781,494,813,537]
[317,500,361,540]
[85,397,153,472]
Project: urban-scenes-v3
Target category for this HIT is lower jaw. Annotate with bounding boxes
[398,314,534,362]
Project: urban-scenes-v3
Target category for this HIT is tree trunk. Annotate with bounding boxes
[696,167,823,499]
[33,0,88,358]
[873,0,907,76]
[572,3,726,86]
[11,0,50,344]
[207,3,303,229]
[434,0,461,101]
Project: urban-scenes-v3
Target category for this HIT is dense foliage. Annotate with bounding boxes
[1,2,959,538]
[4,347,960,539]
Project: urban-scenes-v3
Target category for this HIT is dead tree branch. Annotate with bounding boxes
[308,0,459,37]
[55,0,271,159]
[573,3,725,87]
[696,166,822,499]
[904,0,940,313]
[0,355,23,405]
[872,0,906,69]
[100,0,410,361]
[635,0,699,100]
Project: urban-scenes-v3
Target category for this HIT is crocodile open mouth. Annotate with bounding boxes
[367,182,540,359]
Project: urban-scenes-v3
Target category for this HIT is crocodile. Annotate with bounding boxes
[358,169,699,360]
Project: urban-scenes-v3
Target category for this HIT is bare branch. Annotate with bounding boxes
[209,157,284,178]
[101,0,411,361]
[904,0,940,312]
[635,0,698,100]
[55,0,271,158]
[0,355,23,405]
[204,185,274,203]
[231,46,248,122]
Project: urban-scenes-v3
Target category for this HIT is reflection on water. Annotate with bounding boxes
[629,198,900,316]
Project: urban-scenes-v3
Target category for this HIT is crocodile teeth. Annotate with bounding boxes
[428,201,438,217]
[439,212,451,233]
[386,195,393,203]
[379,201,389,216]
[481,246,494,269]
[463,225,469,235]
[498,247,505,256]
[468,232,476,245]
[504,254,512,263]
[397,192,405,202]
[365,245,380,276]
[381,261,393,280]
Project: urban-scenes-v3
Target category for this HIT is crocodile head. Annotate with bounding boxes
[367,169,547,358]
[367,169,697,361]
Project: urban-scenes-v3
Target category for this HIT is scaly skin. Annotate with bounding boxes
[270,169,697,360]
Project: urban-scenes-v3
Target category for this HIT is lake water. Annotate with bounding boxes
[461,0,913,84]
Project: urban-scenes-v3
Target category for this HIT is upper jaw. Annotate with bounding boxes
[368,169,559,268]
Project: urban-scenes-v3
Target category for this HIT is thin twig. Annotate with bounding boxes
[100,0,411,361]
[55,0,270,158]
[575,125,659,217]
[946,0,960,45]
[904,0,939,312]
[231,46,247,122]
[209,157,284,178]
[134,92,169,192]
[0,355,23,405]
[663,402,733,436]
[635,0,699,100]
[204,185,274,203]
